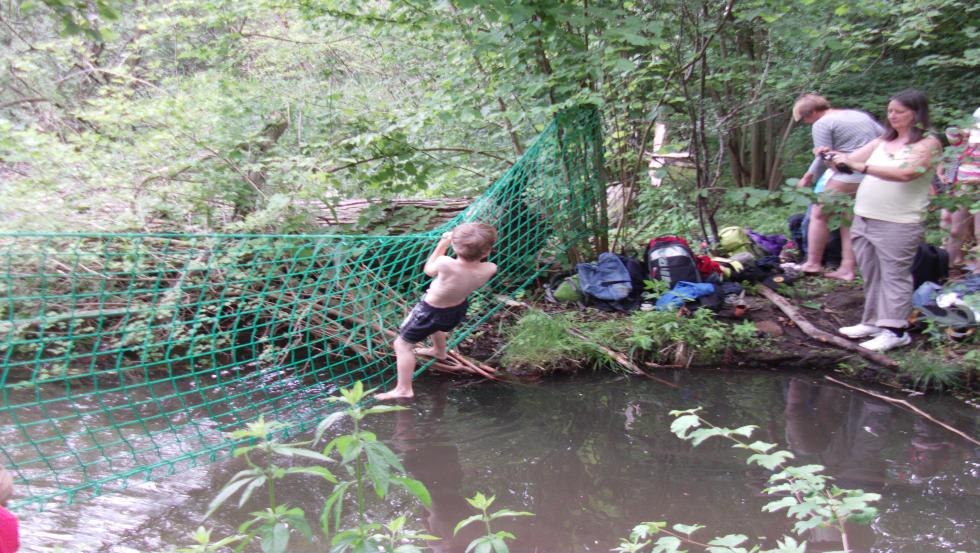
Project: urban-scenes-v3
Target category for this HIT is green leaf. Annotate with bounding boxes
[762,496,799,514]
[731,425,756,438]
[268,445,331,462]
[466,536,494,553]
[747,450,794,470]
[631,521,667,540]
[490,534,510,553]
[284,466,337,483]
[314,412,346,443]
[652,535,682,552]
[238,475,267,508]
[331,435,362,463]
[362,405,409,416]
[708,534,749,551]
[688,427,729,446]
[466,492,493,510]
[669,413,701,438]
[321,481,351,534]
[672,523,704,535]
[205,476,255,518]
[454,514,484,536]
[392,476,432,508]
[488,509,534,520]
[260,522,290,553]
[745,441,777,453]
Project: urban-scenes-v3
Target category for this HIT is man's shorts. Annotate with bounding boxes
[823,167,865,185]
[398,299,469,343]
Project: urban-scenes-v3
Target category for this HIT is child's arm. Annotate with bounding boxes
[423,232,453,277]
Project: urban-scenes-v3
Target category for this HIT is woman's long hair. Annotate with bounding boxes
[882,89,931,143]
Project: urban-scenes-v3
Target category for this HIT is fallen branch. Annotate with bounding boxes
[825,376,980,447]
[756,286,899,370]
[425,351,499,380]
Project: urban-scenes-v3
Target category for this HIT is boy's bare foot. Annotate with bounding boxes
[375,389,414,401]
[798,263,823,275]
[414,347,448,361]
[824,269,855,281]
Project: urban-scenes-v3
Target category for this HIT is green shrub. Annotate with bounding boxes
[501,307,762,371]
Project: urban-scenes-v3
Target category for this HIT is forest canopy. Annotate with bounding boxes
[2,0,978,237]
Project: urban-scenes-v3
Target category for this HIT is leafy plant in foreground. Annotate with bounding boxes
[614,408,880,553]
[318,382,434,552]
[183,382,435,553]
[454,492,534,553]
[201,415,329,550]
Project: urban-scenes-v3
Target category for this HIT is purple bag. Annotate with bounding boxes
[746,229,787,257]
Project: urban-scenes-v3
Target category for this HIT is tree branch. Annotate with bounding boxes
[0,97,49,110]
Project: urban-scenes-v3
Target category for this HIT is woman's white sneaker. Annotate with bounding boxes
[838,324,882,339]
[859,331,911,352]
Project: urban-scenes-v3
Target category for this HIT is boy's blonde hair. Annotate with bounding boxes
[451,223,497,261]
[0,467,12,507]
[792,93,831,122]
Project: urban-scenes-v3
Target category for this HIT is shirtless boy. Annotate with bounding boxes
[376,223,497,401]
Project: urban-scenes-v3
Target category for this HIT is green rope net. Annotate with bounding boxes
[0,107,604,508]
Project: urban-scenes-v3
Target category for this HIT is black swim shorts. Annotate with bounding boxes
[398,299,469,343]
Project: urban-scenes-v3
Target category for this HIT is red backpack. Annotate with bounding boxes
[644,236,702,288]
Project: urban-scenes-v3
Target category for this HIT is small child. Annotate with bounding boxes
[0,467,19,553]
[376,223,498,401]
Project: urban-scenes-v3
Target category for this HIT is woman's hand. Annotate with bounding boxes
[826,151,859,174]
[440,231,453,241]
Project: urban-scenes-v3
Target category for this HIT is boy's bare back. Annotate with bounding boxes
[423,256,497,308]
[422,223,498,308]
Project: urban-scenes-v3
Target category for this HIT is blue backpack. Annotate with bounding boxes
[576,252,633,301]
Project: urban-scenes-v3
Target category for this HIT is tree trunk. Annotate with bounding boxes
[311,198,472,232]
[233,115,289,218]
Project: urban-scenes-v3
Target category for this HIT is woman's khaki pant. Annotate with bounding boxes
[851,216,923,328]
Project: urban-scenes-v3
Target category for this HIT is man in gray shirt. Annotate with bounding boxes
[793,94,883,280]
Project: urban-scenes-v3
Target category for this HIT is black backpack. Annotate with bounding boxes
[788,211,841,267]
[645,236,701,289]
[911,244,949,289]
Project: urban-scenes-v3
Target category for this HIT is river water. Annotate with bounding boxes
[15,370,979,553]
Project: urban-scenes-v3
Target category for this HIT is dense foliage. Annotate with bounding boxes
[2,0,977,237]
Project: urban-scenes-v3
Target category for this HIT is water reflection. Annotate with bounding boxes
[390,381,479,551]
[782,377,887,552]
[11,372,978,553]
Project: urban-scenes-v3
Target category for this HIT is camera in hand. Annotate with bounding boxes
[820,152,853,174]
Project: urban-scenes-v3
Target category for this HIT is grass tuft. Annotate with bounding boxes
[897,351,965,391]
